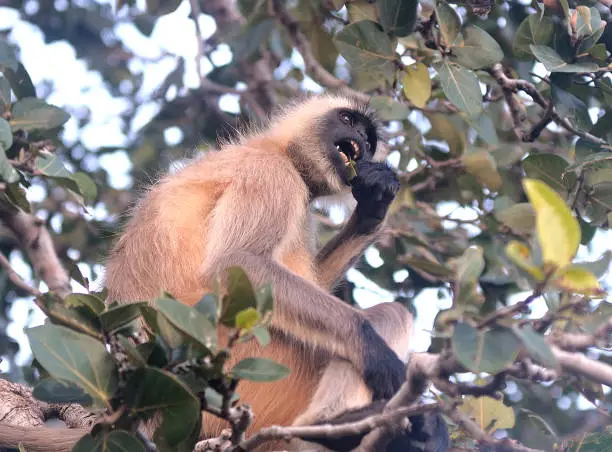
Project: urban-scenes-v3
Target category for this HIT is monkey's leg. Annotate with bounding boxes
[206,251,406,401]
[291,303,448,452]
[292,302,412,429]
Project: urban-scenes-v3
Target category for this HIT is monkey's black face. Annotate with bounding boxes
[320,108,379,184]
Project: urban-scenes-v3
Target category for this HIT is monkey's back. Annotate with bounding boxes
[104,144,324,444]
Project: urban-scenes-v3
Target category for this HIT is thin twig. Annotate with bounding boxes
[489,64,607,145]
[0,252,41,296]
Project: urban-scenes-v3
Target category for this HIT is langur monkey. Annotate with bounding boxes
[0,94,448,452]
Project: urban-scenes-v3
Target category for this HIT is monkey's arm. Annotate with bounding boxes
[201,173,404,400]
[315,161,399,290]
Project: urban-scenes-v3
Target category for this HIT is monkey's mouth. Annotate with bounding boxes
[335,139,360,166]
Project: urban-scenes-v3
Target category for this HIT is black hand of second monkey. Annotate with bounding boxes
[351,160,400,234]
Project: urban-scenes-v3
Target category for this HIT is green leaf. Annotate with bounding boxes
[194,293,218,325]
[370,95,410,120]
[100,302,147,333]
[0,118,18,184]
[451,26,504,70]
[64,294,106,316]
[573,6,605,53]
[494,203,535,234]
[10,98,70,132]
[72,430,147,452]
[523,178,580,268]
[230,357,290,382]
[220,266,258,327]
[0,116,12,150]
[36,293,102,339]
[402,62,431,108]
[435,0,461,47]
[117,335,148,368]
[33,378,93,405]
[469,113,499,147]
[1,63,36,99]
[512,15,554,60]
[376,0,417,37]
[155,295,217,350]
[309,27,338,74]
[0,76,11,112]
[512,325,558,369]
[452,322,521,374]
[551,84,592,133]
[575,250,611,279]
[252,325,271,347]
[0,40,18,72]
[346,1,378,23]
[5,183,30,212]
[26,324,117,409]
[522,153,572,195]
[36,151,72,178]
[437,61,483,117]
[146,0,182,16]
[402,257,454,279]
[72,172,98,204]
[333,20,397,85]
[529,45,599,73]
[126,367,200,446]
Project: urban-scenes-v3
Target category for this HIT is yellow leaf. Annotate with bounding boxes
[461,151,503,191]
[523,179,580,269]
[553,265,606,296]
[388,185,414,214]
[235,307,262,331]
[505,240,545,281]
[425,113,466,156]
[402,62,431,108]
[460,395,516,433]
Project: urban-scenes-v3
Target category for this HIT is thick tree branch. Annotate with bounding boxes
[0,378,94,452]
[0,210,71,298]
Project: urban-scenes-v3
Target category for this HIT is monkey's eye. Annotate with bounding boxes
[339,112,354,126]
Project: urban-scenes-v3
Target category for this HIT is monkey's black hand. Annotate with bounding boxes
[361,320,405,400]
[351,160,400,234]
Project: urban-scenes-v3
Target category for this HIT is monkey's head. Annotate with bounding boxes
[320,106,379,185]
[271,94,382,198]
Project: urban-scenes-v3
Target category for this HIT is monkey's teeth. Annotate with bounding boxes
[350,140,360,159]
[339,151,349,164]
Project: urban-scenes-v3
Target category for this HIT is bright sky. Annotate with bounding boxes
[0,0,610,412]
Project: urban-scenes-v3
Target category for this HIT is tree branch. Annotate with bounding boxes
[270,0,369,103]
[489,63,607,145]
[231,403,438,452]
[0,210,71,298]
